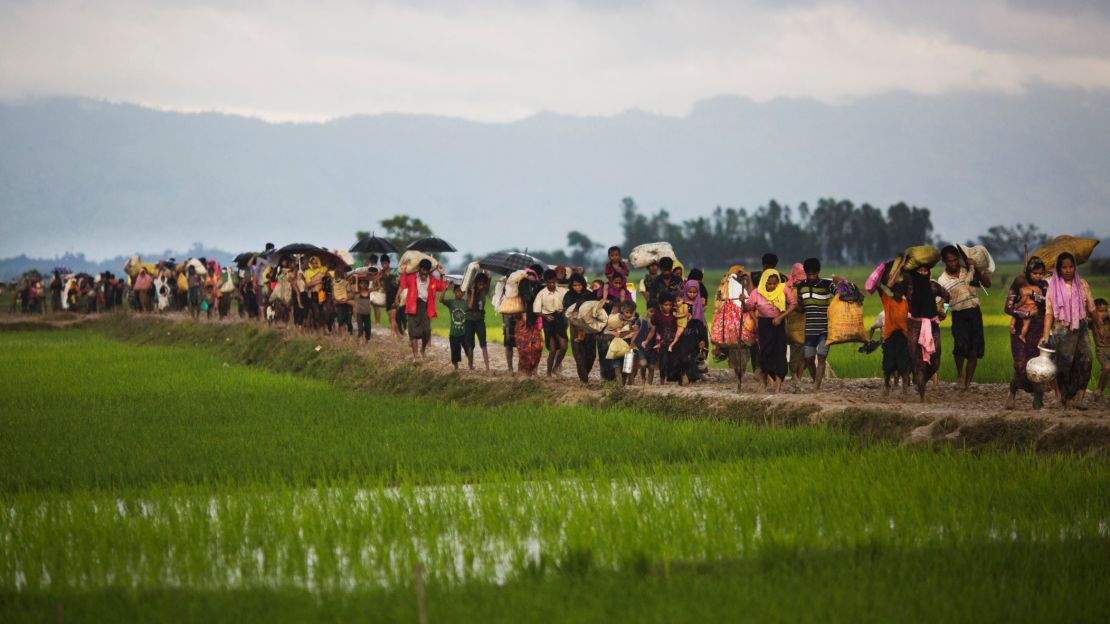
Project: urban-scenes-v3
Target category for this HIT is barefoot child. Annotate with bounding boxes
[440,284,471,370]
[607,300,641,385]
[1095,298,1109,398]
[877,282,911,396]
[354,282,374,344]
[1009,274,1042,343]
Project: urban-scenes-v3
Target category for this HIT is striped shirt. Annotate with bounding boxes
[795,278,835,337]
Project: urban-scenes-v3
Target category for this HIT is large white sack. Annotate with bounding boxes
[566,299,609,334]
[629,242,675,269]
[398,250,437,275]
[460,261,481,292]
[956,244,996,274]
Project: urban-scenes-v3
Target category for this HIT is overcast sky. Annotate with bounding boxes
[3,0,1110,122]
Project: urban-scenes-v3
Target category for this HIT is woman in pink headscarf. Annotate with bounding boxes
[1040,252,1097,410]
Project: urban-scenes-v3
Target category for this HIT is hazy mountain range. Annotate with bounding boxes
[1,86,1107,266]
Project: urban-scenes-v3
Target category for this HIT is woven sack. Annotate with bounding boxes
[827,294,867,345]
[785,309,806,345]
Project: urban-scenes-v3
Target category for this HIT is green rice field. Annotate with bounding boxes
[430,262,1109,385]
[1,329,1108,622]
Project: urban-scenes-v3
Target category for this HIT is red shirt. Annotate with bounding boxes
[399,272,446,318]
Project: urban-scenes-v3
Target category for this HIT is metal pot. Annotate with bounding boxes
[1026,346,1057,384]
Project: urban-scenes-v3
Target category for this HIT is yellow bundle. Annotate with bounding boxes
[1031,235,1099,269]
[827,294,867,345]
[785,309,806,345]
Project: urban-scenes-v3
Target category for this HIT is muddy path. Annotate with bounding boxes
[14,311,1110,451]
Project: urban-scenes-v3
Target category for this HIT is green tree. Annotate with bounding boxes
[377,215,434,251]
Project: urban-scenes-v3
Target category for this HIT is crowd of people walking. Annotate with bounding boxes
[7,237,1108,411]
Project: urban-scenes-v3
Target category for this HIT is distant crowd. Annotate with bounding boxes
[7,239,1108,411]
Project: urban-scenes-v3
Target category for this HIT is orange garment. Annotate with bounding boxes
[880,291,909,340]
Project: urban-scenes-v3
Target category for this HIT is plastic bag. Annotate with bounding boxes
[606,337,631,359]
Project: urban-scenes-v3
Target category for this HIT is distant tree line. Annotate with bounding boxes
[619,197,936,267]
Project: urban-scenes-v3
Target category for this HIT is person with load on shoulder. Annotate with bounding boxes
[398,259,446,363]
[937,245,991,390]
[794,257,844,390]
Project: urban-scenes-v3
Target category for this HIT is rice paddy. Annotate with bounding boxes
[1,328,1108,622]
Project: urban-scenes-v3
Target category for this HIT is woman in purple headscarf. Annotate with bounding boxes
[1004,256,1048,409]
[1040,252,1097,410]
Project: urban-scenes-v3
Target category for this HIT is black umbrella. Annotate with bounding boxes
[233,252,257,268]
[406,237,456,253]
[478,252,548,275]
[350,236,398,254]
[312,250,352,271]
[276,242,323,255]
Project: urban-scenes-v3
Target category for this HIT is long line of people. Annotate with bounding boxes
[11,237,1107,410]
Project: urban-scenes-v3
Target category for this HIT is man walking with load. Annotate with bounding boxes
[794,257,841,390]
[938,245,991,390]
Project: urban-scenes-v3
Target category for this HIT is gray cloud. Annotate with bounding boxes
[0,0,1108,121]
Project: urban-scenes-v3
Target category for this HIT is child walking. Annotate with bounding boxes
[354,283,373,343]
[1094,298,1109,399]
[441,284,472,370]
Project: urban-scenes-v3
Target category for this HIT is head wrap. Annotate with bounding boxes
[1047,254,1085,330]
[756,270,786,312]
[684,279,706,322]
[788,262,806,286]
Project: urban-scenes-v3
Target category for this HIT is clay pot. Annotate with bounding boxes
[1026,346,1057,384]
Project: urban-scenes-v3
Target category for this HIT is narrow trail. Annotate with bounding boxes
[8,311,1109,450]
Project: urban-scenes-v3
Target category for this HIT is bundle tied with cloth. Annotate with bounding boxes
[566,300,610,334]
[1030,235,1100,270]
[710,265,750,347]
[397,250,437,275]
[629,242,676,269]
[495,269,528,315]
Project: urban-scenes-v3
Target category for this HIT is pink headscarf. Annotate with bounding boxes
[787,262,806,287]
[1047,264,1086,330]
[684,279,705,323]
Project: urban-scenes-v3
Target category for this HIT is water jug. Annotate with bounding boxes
[1025,346,1057,384]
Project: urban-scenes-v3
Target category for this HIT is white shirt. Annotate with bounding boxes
[533,286,567,315]
[937,268,979,311]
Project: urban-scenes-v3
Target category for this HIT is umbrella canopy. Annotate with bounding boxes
[331,249,356,267]
[350,236,398,254]
[233,252,257,268]
[276,243,323,255]
[478,252,547,275]
[311,250,352,271]
[407,237,457,253]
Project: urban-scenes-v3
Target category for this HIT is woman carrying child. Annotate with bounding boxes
[563,273,596,383]
[1040,252,1097,410]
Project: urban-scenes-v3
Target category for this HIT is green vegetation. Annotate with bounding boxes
[1,328,1107,622]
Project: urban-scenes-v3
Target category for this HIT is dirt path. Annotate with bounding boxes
[302,315,1108,427]
[12,311,1110,437]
